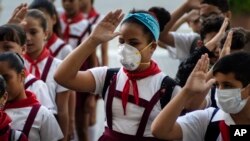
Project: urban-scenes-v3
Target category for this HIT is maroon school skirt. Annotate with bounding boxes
[98,128,166,141]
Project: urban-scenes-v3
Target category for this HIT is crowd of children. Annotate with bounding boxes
[0,0,250,141]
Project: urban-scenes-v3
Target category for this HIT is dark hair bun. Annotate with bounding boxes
[148,7,171,32]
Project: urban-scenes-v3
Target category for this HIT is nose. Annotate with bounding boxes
[26,33,31,41]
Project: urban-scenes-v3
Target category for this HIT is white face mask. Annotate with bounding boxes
[215,88,248,114]
[117,43,152,71]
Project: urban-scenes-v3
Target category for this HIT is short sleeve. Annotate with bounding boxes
[170,32,200,61]
[40,106,64,141]
[177,107,216,141]
[89,66,108,95]
[29,80,55,112]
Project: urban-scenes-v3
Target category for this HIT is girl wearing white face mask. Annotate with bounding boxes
[54,7,187,140]
[151,50,250,141]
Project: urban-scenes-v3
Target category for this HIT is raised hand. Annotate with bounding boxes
[184,54,215,95]
[205,18,229,51]
[8,3,28,24]
[185,0,202,10]
[219,31,233,59]
[89,9,124,44]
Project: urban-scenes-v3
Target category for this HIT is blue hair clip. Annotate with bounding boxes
[123,13,160,40]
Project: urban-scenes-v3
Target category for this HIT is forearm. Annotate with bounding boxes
[170,15,188,31]
[160,2,190,44]
[101,42,108,66]
[55,37,100,85]
[56,91,70,141]
[57,107,69,141]
[152,89,190,138]
[68,91,76,134]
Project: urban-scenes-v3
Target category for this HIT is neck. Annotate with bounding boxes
[66,12,77,19]
[27,48,43,60]
[231,102,250,124]
[12,90,27,102]
[81,5,92,14]
[134,62,151,72]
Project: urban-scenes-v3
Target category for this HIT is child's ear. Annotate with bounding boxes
[52,14,57,26]
[242,84,250,99]
[44,30,49,41]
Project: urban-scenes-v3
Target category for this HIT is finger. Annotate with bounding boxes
[110,32,121,39]
[223,31,233,50]
[204,54,210,73]
[220,31,233,58]
[219,18,229,34]
[17,6,28,20]
[192,57,203,73]
[113,13,124,27]
[201,54,209,72]
[102,11,114,22]
[12,4,23,17]
[110,9,123,25]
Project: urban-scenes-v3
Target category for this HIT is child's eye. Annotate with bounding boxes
[129,42,139,46]
[30,31,37,35]
[223,84,234,89]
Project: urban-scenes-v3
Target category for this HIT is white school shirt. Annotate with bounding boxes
[47,36,73,60]
[25,74,55,113]
[60,17,90,49]
[89,66,181,137]
[170,32,200,61]
[177,107,236,141]
[5,105,63,141]
[24,57,68,114]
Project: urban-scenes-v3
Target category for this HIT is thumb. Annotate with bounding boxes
[111,32,121,39]
[206,78,216,88]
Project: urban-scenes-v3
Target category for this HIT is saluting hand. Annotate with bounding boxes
[89,9,124,44]
[219,30,233,59]
[8,3,28,24]
[205,17,229,51]
[184,54,215,96]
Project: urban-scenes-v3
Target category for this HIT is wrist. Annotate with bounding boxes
[87,36,102,46]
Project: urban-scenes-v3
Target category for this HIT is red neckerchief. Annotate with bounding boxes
[24,68,30,77]
[45,33,57,50]
[0,111,11,130]
[122,60,161,115]
[87,7,99,19]
[24,48,50,79]
[219,120,230,141]
[4,91,39,109]
[61,12,84,43]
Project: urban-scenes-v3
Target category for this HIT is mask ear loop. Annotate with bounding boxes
[139,42,153,53]
[139,42,153,65]
[241,84,250,99]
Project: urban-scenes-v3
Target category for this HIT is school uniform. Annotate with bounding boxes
[0,111,28,141]
[23,48,68,114]
[177,107,233,141]
[44,33,72,60]
[25,70,55,113]
[89,61,181,141]
[169,32,200,61]
[60,12,90,49]
[4,91,63,141]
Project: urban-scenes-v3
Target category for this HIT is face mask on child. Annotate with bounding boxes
[215,88,248,114]
[118,42,152,71]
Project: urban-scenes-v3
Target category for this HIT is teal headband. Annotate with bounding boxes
[123,13,160,40]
